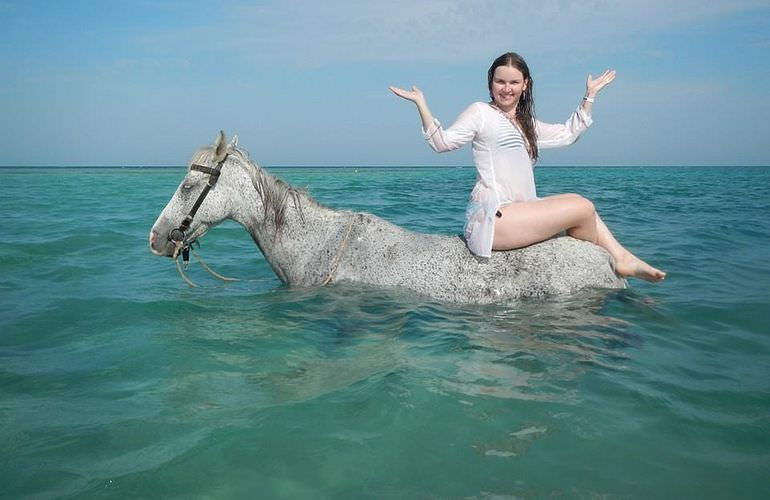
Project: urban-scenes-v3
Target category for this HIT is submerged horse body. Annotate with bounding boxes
[149,133,626,303]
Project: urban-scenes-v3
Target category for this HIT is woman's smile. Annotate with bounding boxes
[491,65,527,112]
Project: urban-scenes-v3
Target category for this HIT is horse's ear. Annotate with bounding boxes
[229,135,239,148]
[213,131,227,161]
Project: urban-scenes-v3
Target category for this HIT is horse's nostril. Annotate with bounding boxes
[149,229,162,253]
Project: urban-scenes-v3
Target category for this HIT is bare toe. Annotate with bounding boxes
[616,255,666,282]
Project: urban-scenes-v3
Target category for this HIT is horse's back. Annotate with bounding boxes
[340,214,625,303]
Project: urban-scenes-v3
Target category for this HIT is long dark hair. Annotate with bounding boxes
[487,52,538,162]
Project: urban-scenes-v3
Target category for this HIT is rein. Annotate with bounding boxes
[320,213,358,286]
[169,153,239,288]
[173,242,239,288]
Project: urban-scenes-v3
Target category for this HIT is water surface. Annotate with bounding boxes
[1,166,768,498]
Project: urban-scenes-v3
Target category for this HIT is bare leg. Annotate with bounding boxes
[493,194,597,249]
[493,194,665,282]
[594,213,666,281]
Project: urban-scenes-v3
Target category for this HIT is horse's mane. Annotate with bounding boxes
[189,145,317,236]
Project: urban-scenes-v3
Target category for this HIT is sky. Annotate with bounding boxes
[1,0,769,167]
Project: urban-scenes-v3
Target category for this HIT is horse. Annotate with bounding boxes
[149,132,626,303]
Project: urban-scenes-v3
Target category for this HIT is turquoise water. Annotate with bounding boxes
[1,166,769,498]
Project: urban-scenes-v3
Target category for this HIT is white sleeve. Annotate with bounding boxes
[536,106,593,149]
[422,103,483,153]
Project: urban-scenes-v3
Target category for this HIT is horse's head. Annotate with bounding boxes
[149,131,248,257]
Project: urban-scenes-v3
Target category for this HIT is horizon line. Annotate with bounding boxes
[2,164,768,169]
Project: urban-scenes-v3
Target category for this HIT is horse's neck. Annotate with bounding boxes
[230,186,344,284]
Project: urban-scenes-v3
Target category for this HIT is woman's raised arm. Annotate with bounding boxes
[390,86,482,153]
[389,85,436,132]
[536,69,616,150]
[580,69,616,115]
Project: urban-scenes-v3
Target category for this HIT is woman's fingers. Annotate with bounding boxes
[599,70,616,84]
[389,85,424,103]
[389,85,414,99]
[587,69,616,94]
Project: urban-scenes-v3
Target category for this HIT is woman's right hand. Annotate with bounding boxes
[390,85,435,132]
[389,85,426,105]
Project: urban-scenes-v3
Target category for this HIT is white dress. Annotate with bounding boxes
[422,101,593,258]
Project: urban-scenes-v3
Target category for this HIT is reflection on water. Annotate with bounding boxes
[157,283,646,422]
[414,289,640,403]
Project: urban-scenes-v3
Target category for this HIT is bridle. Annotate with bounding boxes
[166,152,241,287]
[163,147,354,288]
[169,153,229,253]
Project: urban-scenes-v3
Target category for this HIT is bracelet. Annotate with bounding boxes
[583,96,595,103]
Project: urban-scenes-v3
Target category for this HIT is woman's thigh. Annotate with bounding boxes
[492,196,592,250]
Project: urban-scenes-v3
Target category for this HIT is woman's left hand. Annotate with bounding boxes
[586,70,616,98]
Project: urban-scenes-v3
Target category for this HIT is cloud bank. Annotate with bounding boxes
[141,0,769,65]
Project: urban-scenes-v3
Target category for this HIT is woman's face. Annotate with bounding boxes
[491,65,528,112]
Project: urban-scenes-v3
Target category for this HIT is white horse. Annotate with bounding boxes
[149,133,626,303]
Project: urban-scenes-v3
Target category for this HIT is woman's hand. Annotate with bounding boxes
[389,85,435,131]
[389,85,426,105]
[585,70,616,98]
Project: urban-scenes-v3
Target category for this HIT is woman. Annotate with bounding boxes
[390,52,665,282]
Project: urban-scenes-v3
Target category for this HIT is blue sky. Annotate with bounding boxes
[1,0,769,166]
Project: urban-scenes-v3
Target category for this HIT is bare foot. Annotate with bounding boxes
[614,253,666,282]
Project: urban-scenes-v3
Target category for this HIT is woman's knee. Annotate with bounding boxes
[573,196,595,219]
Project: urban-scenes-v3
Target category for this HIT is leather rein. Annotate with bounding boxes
[168,154,239,287]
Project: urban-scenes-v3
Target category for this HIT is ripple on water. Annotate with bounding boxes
[2,166,769,498]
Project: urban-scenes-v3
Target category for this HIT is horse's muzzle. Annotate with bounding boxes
[149,229,176,257]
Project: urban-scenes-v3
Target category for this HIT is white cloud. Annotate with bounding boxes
[141,0,769,65]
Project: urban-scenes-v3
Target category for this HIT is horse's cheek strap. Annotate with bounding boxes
[174,154,227,242]
[175,216,193,238]
[187,185,212,220]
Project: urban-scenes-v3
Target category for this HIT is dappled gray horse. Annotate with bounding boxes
[149,132,626,303]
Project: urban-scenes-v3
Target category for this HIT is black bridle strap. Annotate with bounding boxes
[190,164,222,178]
[171,154,229,240]
[178,183,213,231]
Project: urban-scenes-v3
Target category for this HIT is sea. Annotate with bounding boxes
[1,165,768,499]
